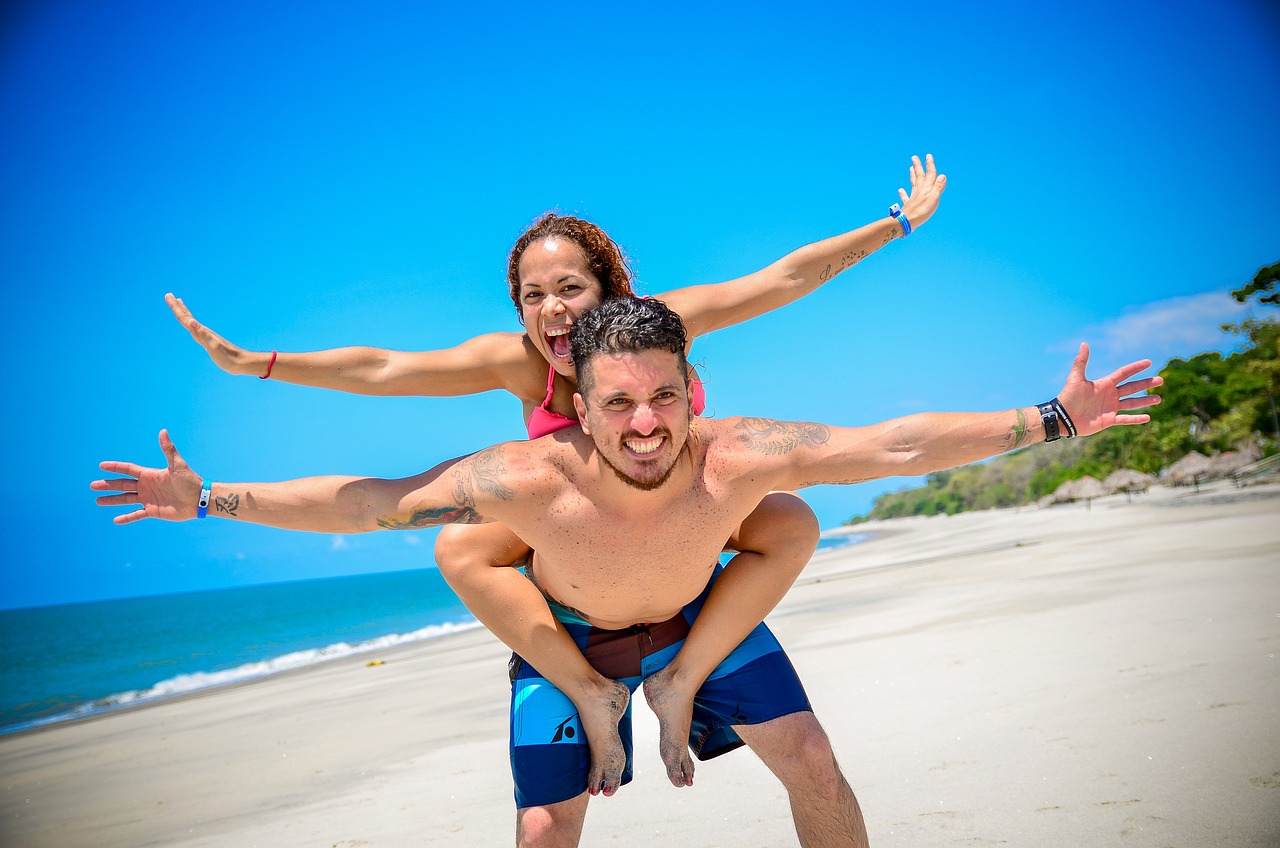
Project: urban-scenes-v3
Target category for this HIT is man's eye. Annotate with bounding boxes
[523,292,543,302]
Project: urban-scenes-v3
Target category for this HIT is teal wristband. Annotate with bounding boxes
[197,479,211,518]
[889,203,913,237]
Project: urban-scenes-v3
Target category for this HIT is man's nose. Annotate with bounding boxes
[630,404,658,435]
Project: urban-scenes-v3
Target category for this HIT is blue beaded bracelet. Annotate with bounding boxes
[889,203,913,237]
[197,479,211,518]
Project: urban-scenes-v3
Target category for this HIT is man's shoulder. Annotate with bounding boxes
[477,436,579,486]
[701,416,831,460]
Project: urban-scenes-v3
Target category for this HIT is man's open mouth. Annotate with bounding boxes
[624,435,665,456]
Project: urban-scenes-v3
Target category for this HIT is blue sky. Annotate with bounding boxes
[2,1,1277,609]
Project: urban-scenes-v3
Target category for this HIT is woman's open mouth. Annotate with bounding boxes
[545,325,572,362]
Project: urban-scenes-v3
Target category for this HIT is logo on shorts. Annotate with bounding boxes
[551,716,578,743]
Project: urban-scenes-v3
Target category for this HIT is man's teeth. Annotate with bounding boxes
[546,327,570,337]
[626,437,663,455]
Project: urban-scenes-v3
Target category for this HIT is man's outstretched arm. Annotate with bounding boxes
[758,343,1163,488]
[92,429,506,532]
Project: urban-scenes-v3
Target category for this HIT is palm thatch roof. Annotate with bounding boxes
[1165,451,1214,487]
[1103,469,1156,493]
[1045,475,1108,507]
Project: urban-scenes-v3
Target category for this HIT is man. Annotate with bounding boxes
[94,296,1161,847]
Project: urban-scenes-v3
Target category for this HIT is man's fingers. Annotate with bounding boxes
[1119,394,1161,411]
[91,478,138,493]
[159,429,181,470]
[898,187,909,204]
[1117,374,1163,397]
[96,492,137,507]
[1114,413,1152,426]
[98,460,143,478]
[1070,342,1091,379]
[1106,359,1155,387]
[924,152,936,178]
[115,509,149,525]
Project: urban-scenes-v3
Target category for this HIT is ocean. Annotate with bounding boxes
[0,568,478,737]
[1,536,862,737]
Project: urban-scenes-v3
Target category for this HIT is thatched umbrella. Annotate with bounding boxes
[1049,475,1107,509]
[1073,476,1108,511]
[1104,469,1156,503]
[1165,451,1214,491]
[1210,451,1253,478]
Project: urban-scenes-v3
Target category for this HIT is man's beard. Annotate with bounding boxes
[596,436,682,492]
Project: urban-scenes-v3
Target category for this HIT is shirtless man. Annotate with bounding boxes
[93,296,1162,847]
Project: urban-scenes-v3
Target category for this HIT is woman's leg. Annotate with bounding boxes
[642,491,820,787]
[435,523,630,796]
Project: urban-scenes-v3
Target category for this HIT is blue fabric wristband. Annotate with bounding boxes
[889,203,913,237]
[197,479,211,518]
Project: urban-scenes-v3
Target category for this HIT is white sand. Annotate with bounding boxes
[3,480,1278,846]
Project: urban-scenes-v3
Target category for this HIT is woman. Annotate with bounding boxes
[166,155,946,795]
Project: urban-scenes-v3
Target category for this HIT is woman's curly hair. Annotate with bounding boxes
[507,213,635,321]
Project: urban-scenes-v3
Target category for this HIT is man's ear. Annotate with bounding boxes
[573,393,590,434]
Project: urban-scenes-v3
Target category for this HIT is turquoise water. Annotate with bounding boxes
[0,568,476,736]
[2,535,863,737]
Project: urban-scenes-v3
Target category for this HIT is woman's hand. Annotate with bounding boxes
[897,153,947,230]
[166,292,261,377]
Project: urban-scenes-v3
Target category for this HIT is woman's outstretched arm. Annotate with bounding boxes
[166,292,538,397]
[661,153,946,341]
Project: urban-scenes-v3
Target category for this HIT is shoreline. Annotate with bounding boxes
[3,480,1277,846]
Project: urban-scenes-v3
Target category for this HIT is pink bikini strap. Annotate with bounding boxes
[542,364,557,408]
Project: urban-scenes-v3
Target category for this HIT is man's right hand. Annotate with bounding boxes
[92,429,202,524]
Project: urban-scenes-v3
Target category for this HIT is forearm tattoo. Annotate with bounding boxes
[377,446,514,529]
[818,249,869,282]
[1005,408,1031,451]
[215,493,239,516]
[735,418,830,455]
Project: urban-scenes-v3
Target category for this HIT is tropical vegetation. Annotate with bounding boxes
[845,261,1279,524]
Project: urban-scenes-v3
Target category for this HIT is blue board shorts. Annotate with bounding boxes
[508,565,812,808]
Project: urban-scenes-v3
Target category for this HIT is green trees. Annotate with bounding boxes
[846,261,1279,524]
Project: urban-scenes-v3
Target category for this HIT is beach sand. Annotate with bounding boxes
[3,480,1278,847]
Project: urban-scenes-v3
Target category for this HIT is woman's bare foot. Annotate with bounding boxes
[580,678,631,796]
[642,666,697,787]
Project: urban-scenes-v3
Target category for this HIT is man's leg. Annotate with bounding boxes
[735,712,868,848]
[515,792,590,848]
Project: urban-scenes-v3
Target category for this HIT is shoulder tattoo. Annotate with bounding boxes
[734,418,830,456]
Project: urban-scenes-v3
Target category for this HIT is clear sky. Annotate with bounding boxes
[2,1,1277,610]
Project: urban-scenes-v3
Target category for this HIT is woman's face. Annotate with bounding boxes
[518,237,605,378]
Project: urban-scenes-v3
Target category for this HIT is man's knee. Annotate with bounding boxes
[745,712,845,790]
[515,794,589,848]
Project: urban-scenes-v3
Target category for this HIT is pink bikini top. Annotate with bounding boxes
[526,364,707,439]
